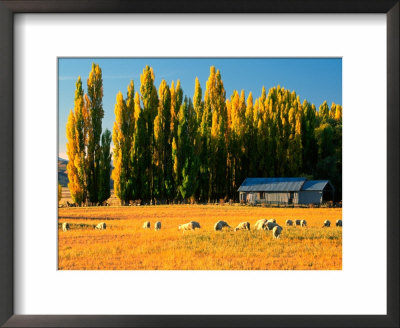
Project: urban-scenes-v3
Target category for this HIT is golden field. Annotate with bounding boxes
[58,205,342,270]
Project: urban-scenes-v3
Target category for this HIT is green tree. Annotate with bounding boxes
[318,100,330,122]
[140,66,159,202]
[111,81,135,205]
[287,108,303,175]
[154,80,172,202]
[174,98,188,198]
[244,91,257,177]
[87,63,104,204]
[198,80,212,202]
[193,77,203,128]
[177,98,200,202]
[192,78,204,201]
[66,77,89,205]
[98,129,112,204]
[315,122,334,159]
[205,67,227,200]
[227,90,244,200]
[131,91,147,201]
[170,80,183,145]
[169,80,184,197]
[301,101,318,175]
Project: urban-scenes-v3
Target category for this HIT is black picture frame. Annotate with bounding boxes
[0,1,398,327]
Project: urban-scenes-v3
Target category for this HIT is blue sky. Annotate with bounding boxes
[58,58,342,159]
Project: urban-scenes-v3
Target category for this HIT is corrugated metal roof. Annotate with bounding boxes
[238,177,306,192]
[301,180,331,191]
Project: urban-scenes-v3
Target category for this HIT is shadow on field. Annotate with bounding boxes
[57,222,97,230]
[180,228,342,243]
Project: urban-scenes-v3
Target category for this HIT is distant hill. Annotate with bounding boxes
[58,157,114,189]
[58,157,69,187]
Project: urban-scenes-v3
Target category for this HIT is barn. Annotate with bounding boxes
[238,177,334,205]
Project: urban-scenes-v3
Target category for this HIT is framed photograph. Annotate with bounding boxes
[0,1,398,327]
[57,57,343,271]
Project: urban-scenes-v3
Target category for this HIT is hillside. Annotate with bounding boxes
[58,157,69,187]
[58,157,113,189]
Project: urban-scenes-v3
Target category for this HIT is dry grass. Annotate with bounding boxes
[60,187,121,206]
[58,205,342,270]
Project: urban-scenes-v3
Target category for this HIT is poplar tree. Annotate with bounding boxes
[198,81,211,202]
[301,100,318,175]
[87,63,104,204]
[335,104,342,121]
[254,98,264,177]
[66,110,84,205]
[315,122,336,180]
[131,92,147,201]
[176,98,200,202]
[140,66,159,202]
[112,81,135,205]
[257,87,273,178]
[176,98,189,199]
[193,77,203,128]
[330,102,342,121]
[170,81,177,139]
[170,82,183,155]
[172,97,187,199]
[98,129,112,204]
[204,67,227,200]
[227,90,243,200]
[171,136,178,199]
[287,108,303,175]
[244,92,257,177]
[225,98,233,198]
[192,78,203,201]
[66,77,88,205]
[154,80,172,201]
[318,100,330,122]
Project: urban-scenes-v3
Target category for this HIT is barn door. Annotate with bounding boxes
[288,192,294,204]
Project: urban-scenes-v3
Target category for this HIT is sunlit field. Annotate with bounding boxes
[58,205,342,270]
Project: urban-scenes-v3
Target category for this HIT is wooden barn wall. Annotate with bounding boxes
[298,191,323,204]
[264,192,294,204]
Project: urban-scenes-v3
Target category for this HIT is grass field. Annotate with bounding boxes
[58,205,342,270]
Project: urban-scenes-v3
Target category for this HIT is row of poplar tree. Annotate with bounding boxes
[66,64,111,206]
[66,63,342,206]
